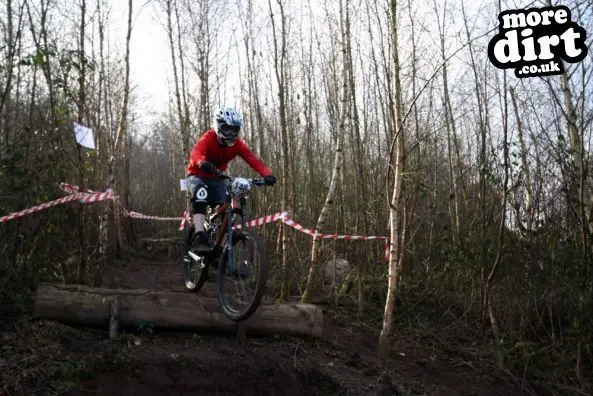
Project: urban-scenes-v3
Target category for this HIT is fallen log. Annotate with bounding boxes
[138,238,182,243]
[33,283,324,338]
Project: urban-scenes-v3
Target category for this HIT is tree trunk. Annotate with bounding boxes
[343,0,367,316]
[543,1,592,387]
[509,87,533,233]
[175,0,191,154]
[486,57,510,351]
[461,0,489,325]
[99,0,133,283]
[379,0,405,363]
[33,283,324,339]
[436,0,461,242]
[300,0,348,304]
[122,133,136,247]
[75,0,89,284]
[268,0,291,301]
[164,0,189,157]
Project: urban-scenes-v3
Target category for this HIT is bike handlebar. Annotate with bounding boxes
[214,169,230,179]
[215,170,267,187]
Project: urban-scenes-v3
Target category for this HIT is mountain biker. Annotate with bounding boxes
[185,105,276,253]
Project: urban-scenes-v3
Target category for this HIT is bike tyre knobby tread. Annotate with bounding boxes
[217,229,269,321]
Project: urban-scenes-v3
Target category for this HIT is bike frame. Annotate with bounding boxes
[209,185,249,273]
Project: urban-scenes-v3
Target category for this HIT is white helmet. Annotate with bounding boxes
[213,106,243,147]
[231,178,251,196]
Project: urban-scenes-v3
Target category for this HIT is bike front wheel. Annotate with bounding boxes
[217,229,269,321]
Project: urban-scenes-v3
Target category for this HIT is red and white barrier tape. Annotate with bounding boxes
[122,208,188,222]
[61,183,189,224]
[0,190,115,223]
[2,182,117,224]
[232,211,287,230]
[3,181,392,262]
[178,211,191,231]
[280,212,391,261]
[281,212,387,240]
[229,211,391,261]
[59,182,113,203]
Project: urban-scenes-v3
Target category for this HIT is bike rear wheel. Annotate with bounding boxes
[183,226,210,292]
[217,229,268,321]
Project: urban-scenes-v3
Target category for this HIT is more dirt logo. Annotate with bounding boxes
[488,5,588,78]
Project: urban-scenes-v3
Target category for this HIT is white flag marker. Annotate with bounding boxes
[73,122,96,149]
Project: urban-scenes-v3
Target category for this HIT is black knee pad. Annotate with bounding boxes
[191,183,208,202]
[190,183,208,214]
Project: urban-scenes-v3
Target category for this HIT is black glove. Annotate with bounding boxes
[264,175,276,186]
[200,161,217,174]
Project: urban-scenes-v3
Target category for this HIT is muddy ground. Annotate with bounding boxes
[1,248,550,396]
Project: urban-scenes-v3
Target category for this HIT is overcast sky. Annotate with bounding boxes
[107,0,485,122]
[105,0,576,130]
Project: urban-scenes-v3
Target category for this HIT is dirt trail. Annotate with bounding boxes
[1,248,537,396]
[92,250,531,396]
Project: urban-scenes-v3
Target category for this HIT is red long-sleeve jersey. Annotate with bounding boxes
[186,129,272,179]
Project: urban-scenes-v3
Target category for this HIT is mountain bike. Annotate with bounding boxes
[182,170,270,321]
